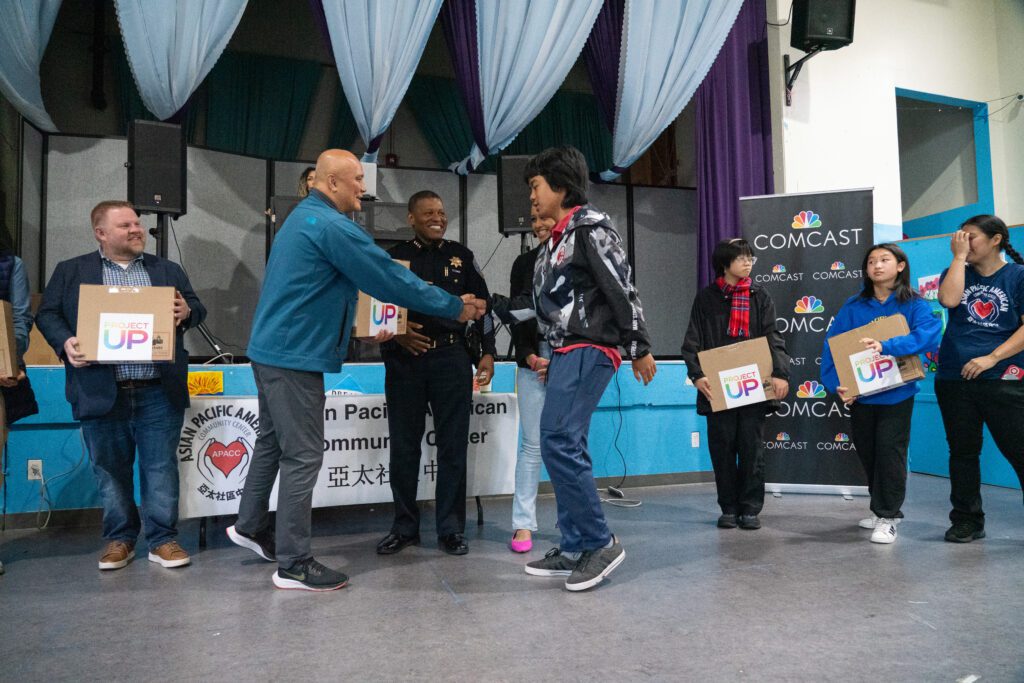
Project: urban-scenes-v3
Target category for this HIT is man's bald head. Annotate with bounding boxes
[313,149,365,213]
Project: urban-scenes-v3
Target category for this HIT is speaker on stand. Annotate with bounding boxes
[126,120,187,258]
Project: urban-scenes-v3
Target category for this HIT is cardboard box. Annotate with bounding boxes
[697,336,777,412]
[828,314,925,399]
[353,260,410,339]
[76,285,176,362]
[0,301,18,377]
[25,294,60,366]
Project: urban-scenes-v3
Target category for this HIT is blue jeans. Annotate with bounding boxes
[540,346,615,552]
[512,342,549,531]
[81,385,184,551]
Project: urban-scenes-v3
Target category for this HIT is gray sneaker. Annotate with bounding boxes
[272,557,348,591]
[525,548,579,577]
[565,537,625,592]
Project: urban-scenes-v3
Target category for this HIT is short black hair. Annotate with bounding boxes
[407,190,442,214]
[711,238,755,277]
[523,146,589,208]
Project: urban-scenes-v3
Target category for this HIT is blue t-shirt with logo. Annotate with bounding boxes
[937,262,1024,380]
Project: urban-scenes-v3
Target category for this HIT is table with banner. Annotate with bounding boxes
[176,393,519,519]
[739,188,874,495]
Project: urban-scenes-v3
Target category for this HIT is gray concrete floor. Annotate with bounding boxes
[1,473,1023,682]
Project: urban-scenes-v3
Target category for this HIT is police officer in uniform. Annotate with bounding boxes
[376,191,496,556]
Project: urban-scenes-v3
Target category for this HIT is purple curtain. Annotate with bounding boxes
[695,0,774,286]
[308,0,336,63]
[582,0,624,132]
[440,0,488,160]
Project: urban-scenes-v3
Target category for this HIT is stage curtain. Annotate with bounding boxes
[581,0,624,133]
[329,85,359,150]
[0,0,61,132]
[320,0,442,163]
[695,0,774,285]
[600,0,742,181]
[113,0,246,121]
[442,0,602,174]
[205,52,321,160]
[113,42,200,141]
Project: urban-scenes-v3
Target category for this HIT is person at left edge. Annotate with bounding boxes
[376,190,496,557]
[231,150,485,592]
[36,200,205,571]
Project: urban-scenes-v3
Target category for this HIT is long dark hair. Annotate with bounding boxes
[961,214,1024,264]
[859,243,916,303]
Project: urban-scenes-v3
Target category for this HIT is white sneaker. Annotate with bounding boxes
[858,515,902,529]
[870,519,898,544]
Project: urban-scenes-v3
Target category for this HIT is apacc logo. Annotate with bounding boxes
[794,296,825,314]
[765,430,807,450]
[792,211,822,229]
[102,319,150,350]
[179,403,260,503]
[818,431,856,451]
[753,208,864,251]
[963,285,1009,328]
[796,380,827,398]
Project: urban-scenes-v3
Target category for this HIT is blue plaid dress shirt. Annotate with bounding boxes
[99,250,158,381]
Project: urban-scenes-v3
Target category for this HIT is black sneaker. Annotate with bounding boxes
[227,525,276,562]
[272,558,348,591]
[525,548,579,577]
[738,514,762,530]
[945,521,986,543]
[565,537,625,592]
[717,514,738,529]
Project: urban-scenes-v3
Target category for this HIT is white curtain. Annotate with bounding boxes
[323,0,443,163]
[0,0,62,132]
[114,0,247,120]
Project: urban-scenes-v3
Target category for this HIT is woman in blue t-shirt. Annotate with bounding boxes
[936,214,1024,543]
[821,244,941,544]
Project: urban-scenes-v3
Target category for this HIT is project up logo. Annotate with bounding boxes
[718,363,767,409]
[97,313,153,361]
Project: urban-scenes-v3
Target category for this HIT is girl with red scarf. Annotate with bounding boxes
[681,239,790,530]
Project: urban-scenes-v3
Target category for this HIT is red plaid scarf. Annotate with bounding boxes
[716,276,752,338]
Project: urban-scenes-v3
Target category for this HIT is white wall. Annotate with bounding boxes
[766,0,1024,235]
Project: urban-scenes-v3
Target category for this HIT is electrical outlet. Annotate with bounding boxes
[691,432,700,448]
[27,459,42,481]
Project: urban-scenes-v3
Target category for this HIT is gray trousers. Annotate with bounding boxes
[236,362,325,568]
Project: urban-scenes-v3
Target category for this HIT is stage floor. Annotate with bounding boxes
[2,473,1022,681]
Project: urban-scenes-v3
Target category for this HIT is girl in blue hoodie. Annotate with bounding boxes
[821,244,942,544]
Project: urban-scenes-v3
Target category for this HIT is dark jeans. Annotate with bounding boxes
[849,397,914,519]
[540,346,615,553]
[80,384,184,551]
[935,379,1024,528]
[237,363,326,569]
[384,344,472,537]
[706,404,767,515]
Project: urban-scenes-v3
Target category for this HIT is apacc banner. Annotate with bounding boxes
[177,394,519,519]
[739,189,873,487]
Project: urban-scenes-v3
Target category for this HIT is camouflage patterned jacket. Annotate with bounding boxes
[492,205,651,360]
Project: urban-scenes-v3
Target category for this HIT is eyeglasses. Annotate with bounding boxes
[734,256,757,265]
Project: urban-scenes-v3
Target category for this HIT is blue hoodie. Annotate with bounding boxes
[820,293,942,405]
[248,190,462,372]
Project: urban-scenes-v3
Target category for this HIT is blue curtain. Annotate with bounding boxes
[450,0,603,174]
[113,0,246,121]
[0,0,61,131]
[320,0,442,163]
[113,41,200,141]
[600,0,743,180]
[205,53,322,160]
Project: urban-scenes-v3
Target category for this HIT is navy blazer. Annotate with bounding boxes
[35,251,207,420]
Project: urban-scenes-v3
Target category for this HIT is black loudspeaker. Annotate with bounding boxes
[497,155,534,235]
[127,120,186,216]
[791,0,856,52]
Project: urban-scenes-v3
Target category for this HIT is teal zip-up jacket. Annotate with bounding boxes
[248,190,462,372]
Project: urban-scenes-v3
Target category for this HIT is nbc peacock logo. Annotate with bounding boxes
[830,261,846,271]
[791,211,822,229]
[834,433,850,442]
[776,432,791,441]
[772,264,787,273]
[794,295,825,314]
[797,380,827,399]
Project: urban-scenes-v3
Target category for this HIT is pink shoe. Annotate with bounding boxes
[509,533,533,553]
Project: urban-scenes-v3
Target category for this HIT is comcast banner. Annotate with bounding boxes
[177,394,519,519]
[739,189,873,487]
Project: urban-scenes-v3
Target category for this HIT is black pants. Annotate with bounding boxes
[935,379,1024,528]
[849,397,914,519]
[706,404,767,515]
[383,344,472,537]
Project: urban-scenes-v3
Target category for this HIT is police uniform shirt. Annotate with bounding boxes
[386,237,496,356]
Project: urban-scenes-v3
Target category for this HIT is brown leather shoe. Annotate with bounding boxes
[148,540,191,568]
[98,540,135,570]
